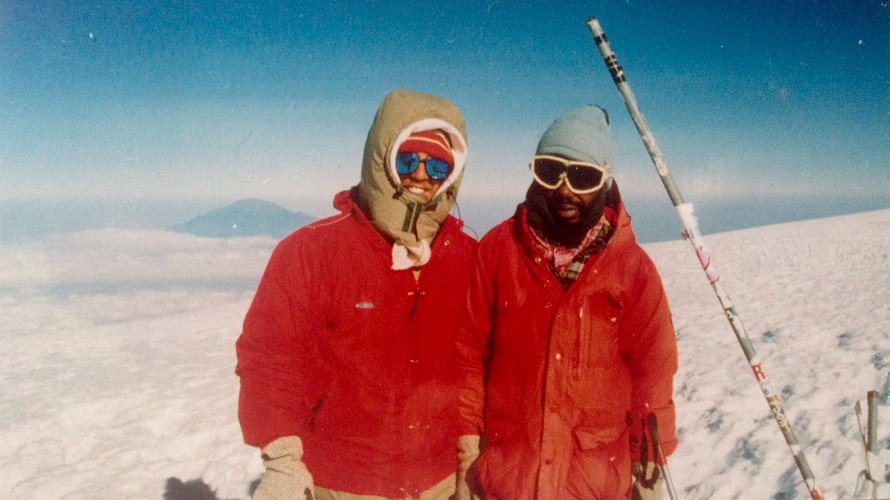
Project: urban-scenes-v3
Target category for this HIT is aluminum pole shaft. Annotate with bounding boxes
[586,16,822,500]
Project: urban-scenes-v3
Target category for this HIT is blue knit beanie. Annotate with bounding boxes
[535,105,614,184]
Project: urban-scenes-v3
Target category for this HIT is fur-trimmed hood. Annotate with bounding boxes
[357,89,468,269]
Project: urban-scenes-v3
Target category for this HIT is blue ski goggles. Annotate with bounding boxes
[396,152,452,181]
[530,155,607,194]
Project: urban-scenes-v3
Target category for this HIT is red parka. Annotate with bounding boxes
[456,197,678,500]
[236,189,477,497]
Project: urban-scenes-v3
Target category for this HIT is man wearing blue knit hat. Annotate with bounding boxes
[455,106,679,500]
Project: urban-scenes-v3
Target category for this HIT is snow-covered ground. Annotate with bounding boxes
[1,209,889,499]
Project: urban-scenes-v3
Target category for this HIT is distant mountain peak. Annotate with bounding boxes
[227,198,284,211]
[171,199,315,239]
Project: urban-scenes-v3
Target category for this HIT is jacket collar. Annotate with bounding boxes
[515,181,628,261]
[334,187,464,260]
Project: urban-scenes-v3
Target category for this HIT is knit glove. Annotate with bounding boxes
[253,436,314,500]
[455,434,482,500]
[631,462,663,500]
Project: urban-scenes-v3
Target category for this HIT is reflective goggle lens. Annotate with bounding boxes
[531,155,606,194]
[396,152,452,181]
[565,164,604,191]
[396,153,419,175]
[424,156,451,180]
[532,157,568,186]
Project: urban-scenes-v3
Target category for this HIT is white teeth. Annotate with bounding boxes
[408,187,425,195]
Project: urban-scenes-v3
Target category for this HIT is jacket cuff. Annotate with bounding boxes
[260,436,304,460]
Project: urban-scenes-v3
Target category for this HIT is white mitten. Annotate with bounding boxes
[631,462,663,500]
[253,436,315,500]
[455,434,482,500]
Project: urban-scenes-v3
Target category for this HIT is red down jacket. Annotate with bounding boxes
[236,189,476,497]
[456,198,678,500]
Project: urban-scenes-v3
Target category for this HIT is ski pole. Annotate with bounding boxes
[586,17,823,500]
[648,413,680,500]
[867,390,878,455]
[854,398,879,499]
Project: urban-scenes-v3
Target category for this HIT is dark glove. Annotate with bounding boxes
[631,462,663,500]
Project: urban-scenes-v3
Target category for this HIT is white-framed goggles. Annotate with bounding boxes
[530,155,608,195]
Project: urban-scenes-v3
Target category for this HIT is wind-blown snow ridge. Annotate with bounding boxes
[1,209,888,499]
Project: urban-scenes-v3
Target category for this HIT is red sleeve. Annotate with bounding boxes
[235,236,320,448]
[621,251,679,463]
[455,234,500,436]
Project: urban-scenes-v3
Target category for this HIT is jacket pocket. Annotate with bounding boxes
[565,426,632,499]
[574,426,624,450]
[572,293,622,381]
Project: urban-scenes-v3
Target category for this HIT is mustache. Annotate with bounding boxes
[549,192,583,207]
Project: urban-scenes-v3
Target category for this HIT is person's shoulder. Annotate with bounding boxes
[274,212,356,252]
[478,218,516,247]
[608,232,650,264]
[615,226,655,259]
[452,230,479,251]
[283,188,362,239]
[607,235,665,286]
[302,212,354,233]
[438,215,476,246]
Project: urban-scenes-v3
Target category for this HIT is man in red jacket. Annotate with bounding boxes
[236,89,477,500]
[455,105,678,500]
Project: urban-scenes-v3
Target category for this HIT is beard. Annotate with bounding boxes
[523,181,609,248]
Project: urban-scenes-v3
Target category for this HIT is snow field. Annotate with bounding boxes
[1,209,889,499]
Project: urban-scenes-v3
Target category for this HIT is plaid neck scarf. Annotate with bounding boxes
[521,209,614,290]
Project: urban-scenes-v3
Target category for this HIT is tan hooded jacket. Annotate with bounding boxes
[357,89,469,269]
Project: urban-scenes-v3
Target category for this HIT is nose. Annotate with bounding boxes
[408,155,431,182]
[555,177,574,197]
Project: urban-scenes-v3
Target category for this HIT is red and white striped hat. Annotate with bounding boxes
[397,130,454,166]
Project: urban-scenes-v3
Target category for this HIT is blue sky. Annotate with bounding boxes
[1,0,888,241]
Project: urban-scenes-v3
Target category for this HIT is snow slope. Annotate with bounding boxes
[1,210,889,499]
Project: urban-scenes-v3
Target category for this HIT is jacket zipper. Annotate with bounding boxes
[574,305,587,381]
